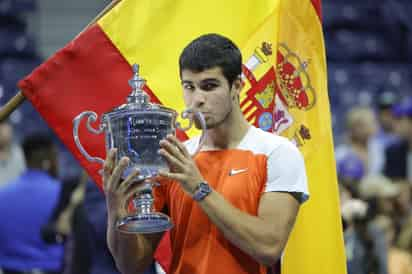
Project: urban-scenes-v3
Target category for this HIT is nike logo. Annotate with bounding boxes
[229,168,248,176]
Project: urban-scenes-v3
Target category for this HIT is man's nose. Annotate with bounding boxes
[192,90,206,108]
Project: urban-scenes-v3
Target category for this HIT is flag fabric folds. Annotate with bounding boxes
[18,0,346,273]
[273,1,346,273]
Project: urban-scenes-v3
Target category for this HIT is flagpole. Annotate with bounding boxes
[0,92,25,122]
[75,0,121,38]
[0,0,122,122]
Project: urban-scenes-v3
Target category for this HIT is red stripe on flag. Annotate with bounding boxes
[311,0,322,20]
[18,24,164,187]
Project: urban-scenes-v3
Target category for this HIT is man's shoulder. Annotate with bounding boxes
[182,127,299,156]
[238,126,297,156]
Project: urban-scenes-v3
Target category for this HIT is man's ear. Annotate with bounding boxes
[231,76,243,98]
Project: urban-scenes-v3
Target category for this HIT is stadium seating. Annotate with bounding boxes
[324,0,412,144]
[0,29,36,57]
[0,0,36,15]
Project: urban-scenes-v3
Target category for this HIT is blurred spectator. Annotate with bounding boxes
[384,97,412,182]
[41,174,93,274]
[375,91,400,148]
[395,182,412,223]
[0,120,25,187]
[359,175,401,219]
[369,92,401,176]
[339,183,353,208]
[41,176,157,274]
[375,216,412,274]
[341,198,389,274]
[0,133,64,274]
[83,181,115,274]
[397,216,412,256]
[83,181,157,274]
[335,107,382,178]
[337,153,365,198]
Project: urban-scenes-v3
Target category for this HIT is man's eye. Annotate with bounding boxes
[201,83,218,91]
[183,84,194,91]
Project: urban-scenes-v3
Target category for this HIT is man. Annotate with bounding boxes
[337,153,365,198]
[103,34,309,274]
[41,174,93,274]
[0,134,64,274]
[0,120,25,187]
[335,107,380,176]
[83,180,157,274]
[374,91,399,148]
[383,96,412,181]
[368,92,400,175]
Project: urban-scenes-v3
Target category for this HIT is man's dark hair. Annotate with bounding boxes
[22,133,55,164]
[179,33,242,87]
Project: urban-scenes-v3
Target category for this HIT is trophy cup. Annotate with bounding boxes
[73,64,207,233]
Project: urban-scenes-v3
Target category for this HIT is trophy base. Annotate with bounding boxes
[117,212,173,234]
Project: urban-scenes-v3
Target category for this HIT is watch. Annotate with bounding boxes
[192,181,212,201]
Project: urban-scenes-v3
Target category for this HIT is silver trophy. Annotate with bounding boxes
[73,64,207,233]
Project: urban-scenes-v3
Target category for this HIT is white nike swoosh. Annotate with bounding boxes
[229,168,248,176]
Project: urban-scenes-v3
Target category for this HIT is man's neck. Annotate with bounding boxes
[203,107,250,150]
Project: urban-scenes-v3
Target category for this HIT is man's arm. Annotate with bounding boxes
[197,190,299,266]
[106,210,164,274]
[159,135,303,266]
[103,149,163,274]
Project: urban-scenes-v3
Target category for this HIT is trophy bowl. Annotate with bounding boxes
[73,64,206,233]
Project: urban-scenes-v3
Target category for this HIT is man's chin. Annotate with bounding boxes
[194,119,213,130]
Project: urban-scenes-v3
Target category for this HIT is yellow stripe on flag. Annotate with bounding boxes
[277,1,347,273]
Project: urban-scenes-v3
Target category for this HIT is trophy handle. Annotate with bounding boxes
[73,111,105,165]
[175,109,207,156]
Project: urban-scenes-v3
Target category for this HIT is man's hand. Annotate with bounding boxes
[102,148,145,218]
[103,149,165,274]
[158,135,204,195]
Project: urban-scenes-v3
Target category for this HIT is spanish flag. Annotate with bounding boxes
[18,0,346,273]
